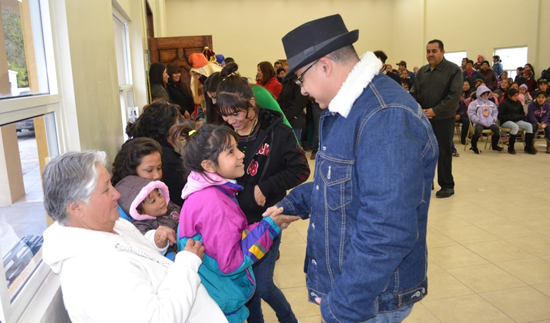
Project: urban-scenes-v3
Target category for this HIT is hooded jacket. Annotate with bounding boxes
[234,108,310,224]
[115,176,180,253]
[468,86,499,127]
[178,171,281,323]
[42,219,227,323]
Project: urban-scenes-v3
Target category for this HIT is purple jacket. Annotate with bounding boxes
[468,86,499,127]
[527,101,550,124]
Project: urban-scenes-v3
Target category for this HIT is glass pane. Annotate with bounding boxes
[0,115,52,301]
[495,47,528,79]
[113,15,129,86]
[444,51,467,68]
[0,0,49,99]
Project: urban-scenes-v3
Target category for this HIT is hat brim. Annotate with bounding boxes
[283,30,359,81]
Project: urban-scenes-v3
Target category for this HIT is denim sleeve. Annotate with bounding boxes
[321,108,434,322]
[276,181,314,219]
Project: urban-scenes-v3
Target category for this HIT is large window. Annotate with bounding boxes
[0,0,49,99]
[494,47,528,80]
[113,11,137,139]
[0,0,60,322]
[444,51,467,68]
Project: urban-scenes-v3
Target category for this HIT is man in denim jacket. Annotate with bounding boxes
[264,14,438,323]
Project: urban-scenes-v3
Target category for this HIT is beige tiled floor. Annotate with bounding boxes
[261,137,550,323]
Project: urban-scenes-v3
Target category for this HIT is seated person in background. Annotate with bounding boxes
[456,91,470,144]
[494,79,510,104]
[523,70,537,93]
[479,60,498,91]
[515,67,526,84]
[510,82,519,90]
[42,151,226,323]
[116,176,180,254]
[518,84,532,106]
[401,78,413,92]
[498,88,535,155]
[497,71,508,88]
[463,60,484,88]
[463,80,473,100]
[527,90,550,153]
[534,78,549,102]
[467,86,502,153]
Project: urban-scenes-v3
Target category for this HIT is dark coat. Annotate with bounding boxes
[278,80,308,129]
[233,109,310,224]
[498,97,525,124]
[167,82,194,115]
[160,141,186,207]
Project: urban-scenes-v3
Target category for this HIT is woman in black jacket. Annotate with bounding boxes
[166,63,194,118]
[216,63,310,323]
[498,88,535,154]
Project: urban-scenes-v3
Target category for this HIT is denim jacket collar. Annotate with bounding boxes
[328,51,382,118]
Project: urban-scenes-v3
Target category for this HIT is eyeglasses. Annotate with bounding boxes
[295,59,320,87]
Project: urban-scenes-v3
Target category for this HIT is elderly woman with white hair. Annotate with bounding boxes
[41,151,227,323]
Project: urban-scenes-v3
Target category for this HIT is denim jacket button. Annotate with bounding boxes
[312,223,315,229]
[322,146,326,151]
[316,185,319,190]
[312,259,317,265]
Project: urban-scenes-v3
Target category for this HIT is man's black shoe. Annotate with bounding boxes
[436,188,454,198]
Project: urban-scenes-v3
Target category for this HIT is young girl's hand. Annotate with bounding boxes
[254,185,267,206]
[154,226,176,248]
[267,207,301,229]
[184,239,205,259]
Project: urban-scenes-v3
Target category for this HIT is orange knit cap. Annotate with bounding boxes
[189,53,209,69]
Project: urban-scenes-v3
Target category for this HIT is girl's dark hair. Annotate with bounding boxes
[506,88,519,98]
[128,101,180,144]
[203,72,224,125]
[182,124,238,182]
[257,61,276,85]
[525,63,535,76]
[168,120,195,152]
[111,137,162,185]
[216,63,258,119]
[149,62,166,86]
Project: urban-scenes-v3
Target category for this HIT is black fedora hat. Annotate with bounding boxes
[282,14,358,81]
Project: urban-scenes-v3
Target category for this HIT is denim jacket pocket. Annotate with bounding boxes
[319,158,354,210]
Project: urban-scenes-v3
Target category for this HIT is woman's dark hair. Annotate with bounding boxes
[149,62,166,86]
[525,63,535,76]
[506,88,519,98]
[481,60,490,67]
[203,72,224,125]
[216,63,258,119]
[111,137,162,185]
[128,101,180,144]
[257,61,276,85]
[182,124,238,182]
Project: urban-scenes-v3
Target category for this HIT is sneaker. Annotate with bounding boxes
[470,146,480,154]
[452,152,460,157]
[501,136,509,143]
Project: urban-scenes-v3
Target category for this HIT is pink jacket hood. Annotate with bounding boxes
[181,171,229,200]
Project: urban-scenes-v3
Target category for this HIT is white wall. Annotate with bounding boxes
[165,0,550,78]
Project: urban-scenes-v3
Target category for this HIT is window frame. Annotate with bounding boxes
[444,51,467,69]
[494,46,528,80]
[0,0,61,321]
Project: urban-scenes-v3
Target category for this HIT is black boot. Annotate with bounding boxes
[492,135,503,152]
[525,133,538,154]
[470,135,480,154]
[508,134,517,154]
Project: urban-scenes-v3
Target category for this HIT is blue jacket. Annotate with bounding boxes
[277,52,438,322]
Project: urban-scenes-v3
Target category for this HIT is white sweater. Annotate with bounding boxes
[42,219,227,323]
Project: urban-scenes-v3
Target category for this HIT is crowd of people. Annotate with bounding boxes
[40,13,549,323]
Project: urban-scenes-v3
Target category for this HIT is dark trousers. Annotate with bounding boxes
[431,117,455,190]
[458,116,469,144]
[471,124,500,147]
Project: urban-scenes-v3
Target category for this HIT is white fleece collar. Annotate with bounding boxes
[328,52,382,118]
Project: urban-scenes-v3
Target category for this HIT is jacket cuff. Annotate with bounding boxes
[174,251,202,272]
[262,216,282,236]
